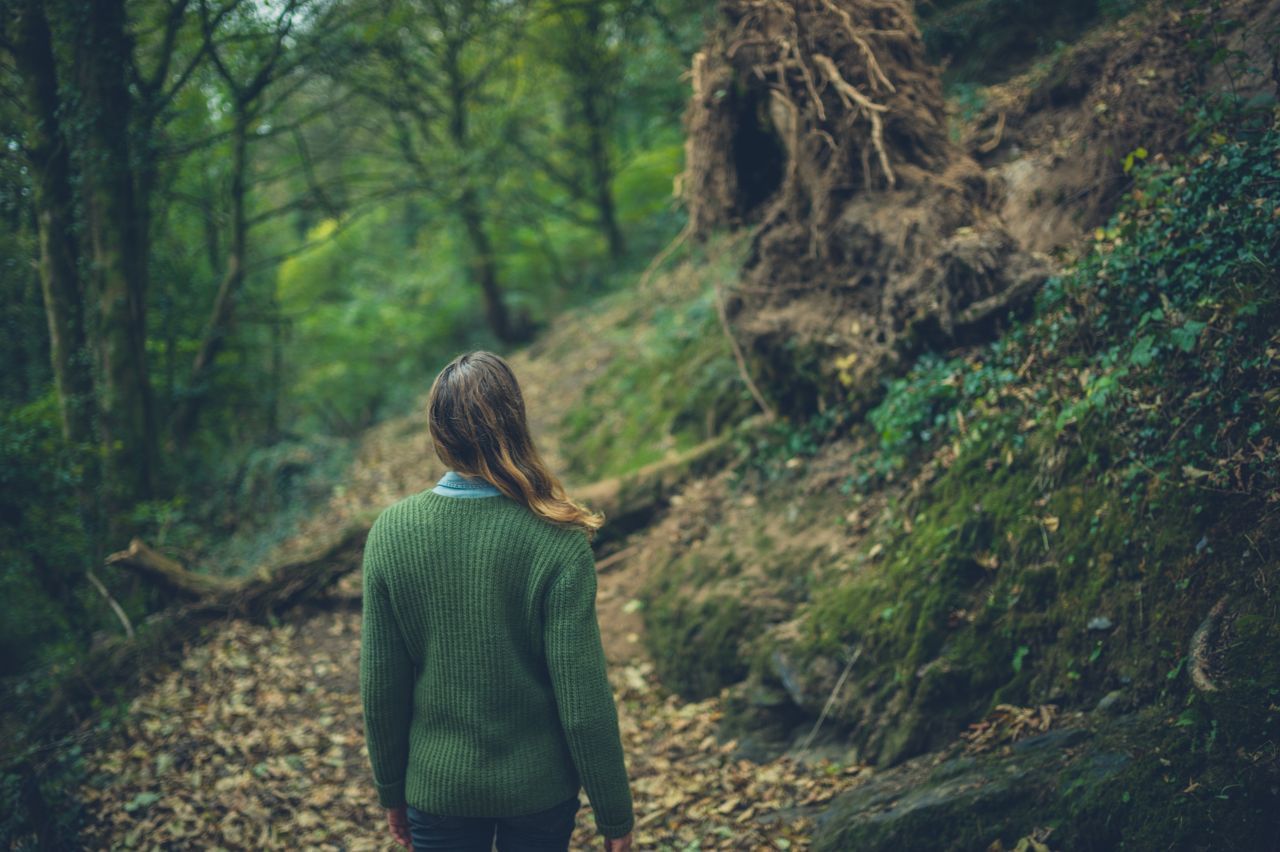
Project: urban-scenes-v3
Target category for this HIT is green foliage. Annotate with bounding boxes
[0,394,93,678]
[1034,127,1280,494]
[947,81,988,122]
[0,745,90,848]
[728,404,853,489]
[612,141,688,255]
[276,210,486,435]
[867,354,963,475]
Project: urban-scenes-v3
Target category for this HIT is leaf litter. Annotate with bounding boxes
[73,600,874,849]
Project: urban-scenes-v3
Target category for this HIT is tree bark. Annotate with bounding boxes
[71,0,159,521]
[12,0,95,448]
[104,538,238,598]
[587,125,626,261]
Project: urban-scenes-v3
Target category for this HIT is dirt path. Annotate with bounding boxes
[75,556,873,851]
[73,304,874,848]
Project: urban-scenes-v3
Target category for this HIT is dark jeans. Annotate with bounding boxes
[405,795,581,852]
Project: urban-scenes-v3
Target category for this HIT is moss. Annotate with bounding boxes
[1204,613,1280,749]
[736,400,1276,767]
[1055,707,1280,849]
[643,591,758,700]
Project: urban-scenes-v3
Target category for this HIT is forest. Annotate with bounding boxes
[2,0,1278,848]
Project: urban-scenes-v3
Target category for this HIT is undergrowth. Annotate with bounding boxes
[556,238,757,481]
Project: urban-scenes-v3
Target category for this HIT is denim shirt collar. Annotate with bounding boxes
[432,469,502,497]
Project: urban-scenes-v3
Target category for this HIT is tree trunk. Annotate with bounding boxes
[13,0,95,448]
[444,47,524,344]
[576,2,625,261]
[172,111,250,444]
[457,186,517,342]
[588,133,625,262]
[72,0,158,525]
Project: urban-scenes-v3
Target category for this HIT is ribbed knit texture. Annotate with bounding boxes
[359,488,635,839]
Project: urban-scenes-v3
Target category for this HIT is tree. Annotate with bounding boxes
[170,0,351,443]
[6,0,214,528]
[352,0,536,344]
[8,0,93,448]
[69,0,162,518]
[524,0,628,261]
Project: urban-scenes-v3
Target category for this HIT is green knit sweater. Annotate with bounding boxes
[358,488,634,839]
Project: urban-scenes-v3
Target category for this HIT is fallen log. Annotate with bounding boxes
[575,418,762,547]
[105,539,238,599]
[105,513,376,616]
[32,513,379,744]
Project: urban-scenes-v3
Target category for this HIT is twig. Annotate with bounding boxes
[817,0,894,92]
[713,278,777,424]
[978,111,1006,154]
[811,54,894,186]
[86,568,135,639]
[635,223,691,293]
[800,645,861,752]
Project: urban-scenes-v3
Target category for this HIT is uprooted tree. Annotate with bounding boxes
[682,0,1051,416]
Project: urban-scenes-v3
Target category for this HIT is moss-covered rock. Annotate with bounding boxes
[643,590,759,700]
[813,705,1280,851]
[638,482,845,702]
[813,726,1101,851]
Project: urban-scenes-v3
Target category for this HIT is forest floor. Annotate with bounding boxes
[70,310,873,850]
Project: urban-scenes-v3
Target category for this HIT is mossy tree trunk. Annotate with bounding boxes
[71,0,160,529]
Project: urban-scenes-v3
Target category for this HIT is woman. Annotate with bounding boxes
[359,350,635,852]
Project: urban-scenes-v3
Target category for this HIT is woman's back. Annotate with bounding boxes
[360,486,635,838]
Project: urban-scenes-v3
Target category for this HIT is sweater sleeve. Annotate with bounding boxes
[359,521,415,808]
[544,533,635,839]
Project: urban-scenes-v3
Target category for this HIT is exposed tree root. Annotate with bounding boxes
[680,0,1051,416]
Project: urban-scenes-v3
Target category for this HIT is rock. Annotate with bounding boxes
[1010,727,1090,753]
[770,649,810,709]
[1096,690,1127,714]
[811,721,1130,851]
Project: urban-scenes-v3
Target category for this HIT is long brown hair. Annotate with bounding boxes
[427,350,605,539]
